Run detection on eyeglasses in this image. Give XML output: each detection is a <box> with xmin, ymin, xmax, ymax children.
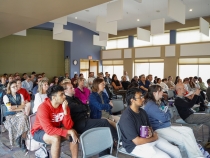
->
<box><xmin>135</xmin><ymin>95</ymin><xmax>144</xmax><ymax>100</ymax></box>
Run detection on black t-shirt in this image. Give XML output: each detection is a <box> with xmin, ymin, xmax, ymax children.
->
<box><xmin>119</xmin><ymin>106</ymin><xmax>151</xmax><ymax>153</ymax></box>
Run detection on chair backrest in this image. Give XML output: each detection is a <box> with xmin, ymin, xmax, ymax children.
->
<box><xmin>29</xmin><ymin>113</ymin><xmax>36</xmax><ymax>134</ymax></box>
<box><xmin>167</xmin><ymin>90</ymin><xmax>174</xmax><ymax>99</ymax></box>
<box><xmin>111</xmin><ymin>99</ymin><xmax>124</xmax><ymax>113</ymax></box>
<box><xmin>80</xmin><ymin>127</ymin><xmax>113</xmax><ymax>158</ymax></box>
<box><xmin>116</xmin><ymin>121</ymin><xmax>122</xmax><ymax>149</ymax></box>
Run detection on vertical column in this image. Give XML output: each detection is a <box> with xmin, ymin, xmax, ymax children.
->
<box><xmin>128</xmin><ymin>35</ymin><xmax>134</xmax><ymax>48</ymax></box>
<box><xmin>170</xmin><ymin>30</ymin><xmax>176</xmax><ymax>44</ymax></box>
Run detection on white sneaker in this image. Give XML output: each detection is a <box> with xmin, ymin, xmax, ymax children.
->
<box><xmin>0</xmin><ymin>125</ymin><xmax>6</xmax><ymax>132</ymax></box>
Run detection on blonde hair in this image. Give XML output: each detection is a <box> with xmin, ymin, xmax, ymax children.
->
<box><xmin>38</xmin><ymin>79</ymin><xmax>49</xmax><ymax>94</ymax></box>
<box><xmin>60</xmin><ymin>78</ymin><xmax>71</xmax><ymax>85</ymax></box>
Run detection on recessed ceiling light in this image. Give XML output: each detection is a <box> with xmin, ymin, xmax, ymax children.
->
<box><xmin>75</xmin><ymin>17</ymin><xmax>77</xmax><ymax>19</ymax></box>
<box><xmin>137</xmin><ymin>19</ymin><xmax>140</xmax><ymax>21</ymax></box>
<box><xmin>189</xmin><ymin>9</ymin><xmax>192</xmax><ymax>11</ymax></box>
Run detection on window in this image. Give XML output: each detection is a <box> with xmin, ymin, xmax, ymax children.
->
<box><xmin>178</xmin><ymin>58</ymin><xmax>210</xmax><ymax>86</ymax></box>
<box><xmin>102</xmin><ymin>60</ymin><xmax>123</xmax><ymax>79</ymax></box>
<box><xmin>176</xmin><ymin>29</ymin><xmax>210</xmax><ymax>44</ymax></box>
<box><xmin>134</xmin><ymin>61</ymin><xmax>164</xmax><ymax>78</ymax></box>
<box><xmin>106</xmin><ymin>38</ymin><xmax>128</xmax><ymax>50</ymax></box>
<box><xmin>134</xmin><ymin>33</ymin><xmax>169</xmax><ymax>47</ymax></box>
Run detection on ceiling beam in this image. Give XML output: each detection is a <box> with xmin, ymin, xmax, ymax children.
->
<box><xmin>0</xmin><ymin>0</ymin><xmax>110</xmax><ymax>38</ymax></box>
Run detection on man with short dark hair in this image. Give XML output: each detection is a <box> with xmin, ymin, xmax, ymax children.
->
<box><xmin>104</xmin><ymin>72</ymin><xmax>111</xmax><ymax>84</ymax></box>
<box><xmin>31</xmin><ymin>85</ymin><xmax>79</xmax><ymax>158</ymax></box>
<box><xmin>119</xmin><ymin>88</ymin><xmax>179</xmax><ymax>157</ymax></box>
<box><xmin>22</xmin><ymin>75</ymin><xmax>33</xmax><ymax>93</ymax></box>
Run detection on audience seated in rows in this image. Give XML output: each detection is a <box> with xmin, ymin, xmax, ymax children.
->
<box><xmin>3</xmin><ymin>81</ymin><xmax>29</xmax><ymax>152</ymax></box>
<box><xmin>31</xmin><ymin>85</ymin><xmax>79</xmax><ymax>158</ymax></box>
<box><xmin>112</xmin><ymin>74</ymin><xmax>126</xmax><ymax>103</ymax></box>
<box><xmin>175</xmin><ymin>83</ymin><xmax>210</xmax><ymax>143</ymax></box>
<box><xmin>33</xmin><ymin>79</ymin><xmax>49</xmax><ymax>113</ymax></box>
<box><xmin>119</xmin><ymin>88</ymin><xmax>181</xmax><ymax>158</ymax></box>
<box><xmin>74</xmin><ymin>78</ymin><xmax>90</xmax><ymax>105</ymax></box>
<box><xmin>144</xmin><ymin>85</ymin><xmax>203</xmax><ymax>158</ymax></box>
<box><xmin>16</xmin><ymin>79</ymin><xmax>31</xmax><ymax>116</ymax></box>
<box><xmin>89</xmin><ymin>78</ymin><xmax>113</xmax><ymax>119</ymax></box>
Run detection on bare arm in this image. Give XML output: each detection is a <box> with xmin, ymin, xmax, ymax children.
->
<box><xmin>132</xmin><ymin>131</ymin><xmax>158</xmax><ymax>145</ymax></box>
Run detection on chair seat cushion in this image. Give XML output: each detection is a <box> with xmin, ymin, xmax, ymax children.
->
<box><xmin>118</xmin><ymin>147</ymin><xmax>137</xmax><ymax>156</ymax></box>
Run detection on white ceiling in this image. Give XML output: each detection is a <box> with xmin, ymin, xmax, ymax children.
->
<box><xmin>67</xmin><ymin>0</ymin><xmax>210</xmax><ymax>33</ymax></box>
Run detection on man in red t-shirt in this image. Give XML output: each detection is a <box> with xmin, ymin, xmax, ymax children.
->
<box><xmin>31</xmin><ymin>85</ymin><xmax>79</xmax><ymax>158</ymax></box>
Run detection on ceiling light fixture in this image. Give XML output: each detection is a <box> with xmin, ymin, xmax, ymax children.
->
<box><xmin>137</xmin><ymin>19</ymin><xmax>140</xmax><ymax>21</ymax></box>
<box><xmin>75</xmin><ymin>17</ymin><xmax>77</xmax><ymax>19</ymax></box>
<box><xmin>189</xmin><ymin>9</ymin><xmax>192</xmax><ymax>11</ymax></box>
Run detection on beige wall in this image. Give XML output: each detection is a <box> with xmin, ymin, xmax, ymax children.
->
<box><xmin>102</xmin><ymin>42</ymin><xmax>210</xmax><ymax>80</ymax></box>
<box><xmin>0</xmin><ymin>29</ymin><xmax>64</xmax><ymax>79</ymax></box>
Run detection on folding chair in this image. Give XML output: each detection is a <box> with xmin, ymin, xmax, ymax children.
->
<box><xmin>111</xmin><ymin>100</ymin><xmax>124</xmax><ymax>122</ymax></box>
<box><xmin>80</xmin><ymin>127</ymin><xmax>116</xmax><ymax>158</ymax></box>
<box><xmin>116</xmin><ymin>122</ymin><xmax>140</xmax><ymax>158</ymax></box>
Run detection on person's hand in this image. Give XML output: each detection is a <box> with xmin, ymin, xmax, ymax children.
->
<box><xmin>109</xmin><ymin>101</ymin><xmax>113</xmax><ymax>107</ymax></box>
<box><xmin>68</xmin><ymin>129</ymin><xmax>80</xmax><ymax>144</ymax></box>
<box><xmin>62</xmin><ymin>100</ymin><xmax>68</xmax><ymax>115</ymax></box>
<box><xmin>152</xmin><ymin>132</ymin><xmax>158</xmax><ymax>140</ymax></box>
<box><xmin>195</xmin><ymin>88</ymin><xmax>200</xmax><ymax>95</ymax></box>
<box><xmin>146</xmin><ymin>128</ymin><xmax>153</xmax><ymax>138</ymax></box>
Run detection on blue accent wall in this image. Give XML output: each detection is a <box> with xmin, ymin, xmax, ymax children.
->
<box><xmin>128</xmin><ymin>35</ymin><xmax>134</xmax><ymax>48</ymax></box>
<box><xmin>170</xmin><ymin>30</ymin><xmax>176</xmax><ymax>44</ymax></box>
<box><xmin>33</xmin><ymin>22</ymin><xmax>102</xmax><ymax>78</ymax></box>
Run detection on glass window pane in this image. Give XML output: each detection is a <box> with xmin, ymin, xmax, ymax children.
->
<box><xmin>179</xmin><ymin>65</ymin><xmax>198</xmax><ymax>79</ymax></box>
<box><xmin>103</xmin><ymin>66</ymin><xmax>113</xmax><ymax>78</ymax></box>
<box><xmin>199</xmin><ymin>65</ymin><xmax>210</xmax><ymax>87</ymax></box>
<box><xmin>152</xmin><ymin>33</ymin><xmax>169</xmax><ymax>45</ymax></box>
<box><xmin>117</xmin><ymin>38</ymin><xmax>128</xmax><ymax>48</ymax></box>
<box><xmin>134</xmin><ymin>63</ymin><xmax>149</xmax><ymax>76</ymax></box>
<box><xmin>134</xmin><ymin>37</ymin><xmax>152</xmax><ymax>47</ymax></box>
<box><xmin>177</xmin><ymin>30</ymin><xmax>200</xmax><ymax>44</ymax></box>
<box><xmin>113</xmin><ymin>65</ymin><xmax>123</xmax><ymax>80</ymax></box>
<box><xmin>149</xmin><ymin>63</ymin><xmax>164</xmax><ymax>78</ymax></box>
<box><xmin>106</xmin><ymin>40</ymin><xmax>117</xmax><ymax>50</ymax></box>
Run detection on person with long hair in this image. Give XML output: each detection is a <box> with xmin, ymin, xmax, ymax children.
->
<box><xmin>174</xmin><ymin>76</ymin><xmax>180</xmax><ymax>85</ymax></box>
<box><xmin>144</xmin><ymin>85</ymin><xmax>203</xmax><ymax>158</ymax></box>
<box><xmin>74</xmin><ymin>78</ymin><xmax>90</xmax><ymax>104</ymax></box>
<box><xmin>33</xmin><ymin>79</ymin><xmax>49</xmax><ymax>113</ymax></box>
<box><xmin>111</xmin><ymin>74</ymin><xmax>126</xmax><ymax>103</ymax></box>
<box><xmin>3</xmin><ymin>81</ymin><xmax>29</xmax><ymax>152</ymax></box>
<box><xmin>89</xmin><ymin>78</ymin><xmax>113</xmax><ymax>119</ymax></box>
<box><xmin>50</xmin><ymin>76</ymin><xmax>59</xmax><ymax>86</ymax></box>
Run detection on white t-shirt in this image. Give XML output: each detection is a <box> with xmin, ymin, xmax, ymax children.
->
<box><xmin>33</xmin><ymin>93</ymin><xmax>48</xmax><ymax>113</ymax></box>
<box><xmin>3</xmin><ymin>94</ymin><xmax>24</xmax><ymax>105</ymax></box>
